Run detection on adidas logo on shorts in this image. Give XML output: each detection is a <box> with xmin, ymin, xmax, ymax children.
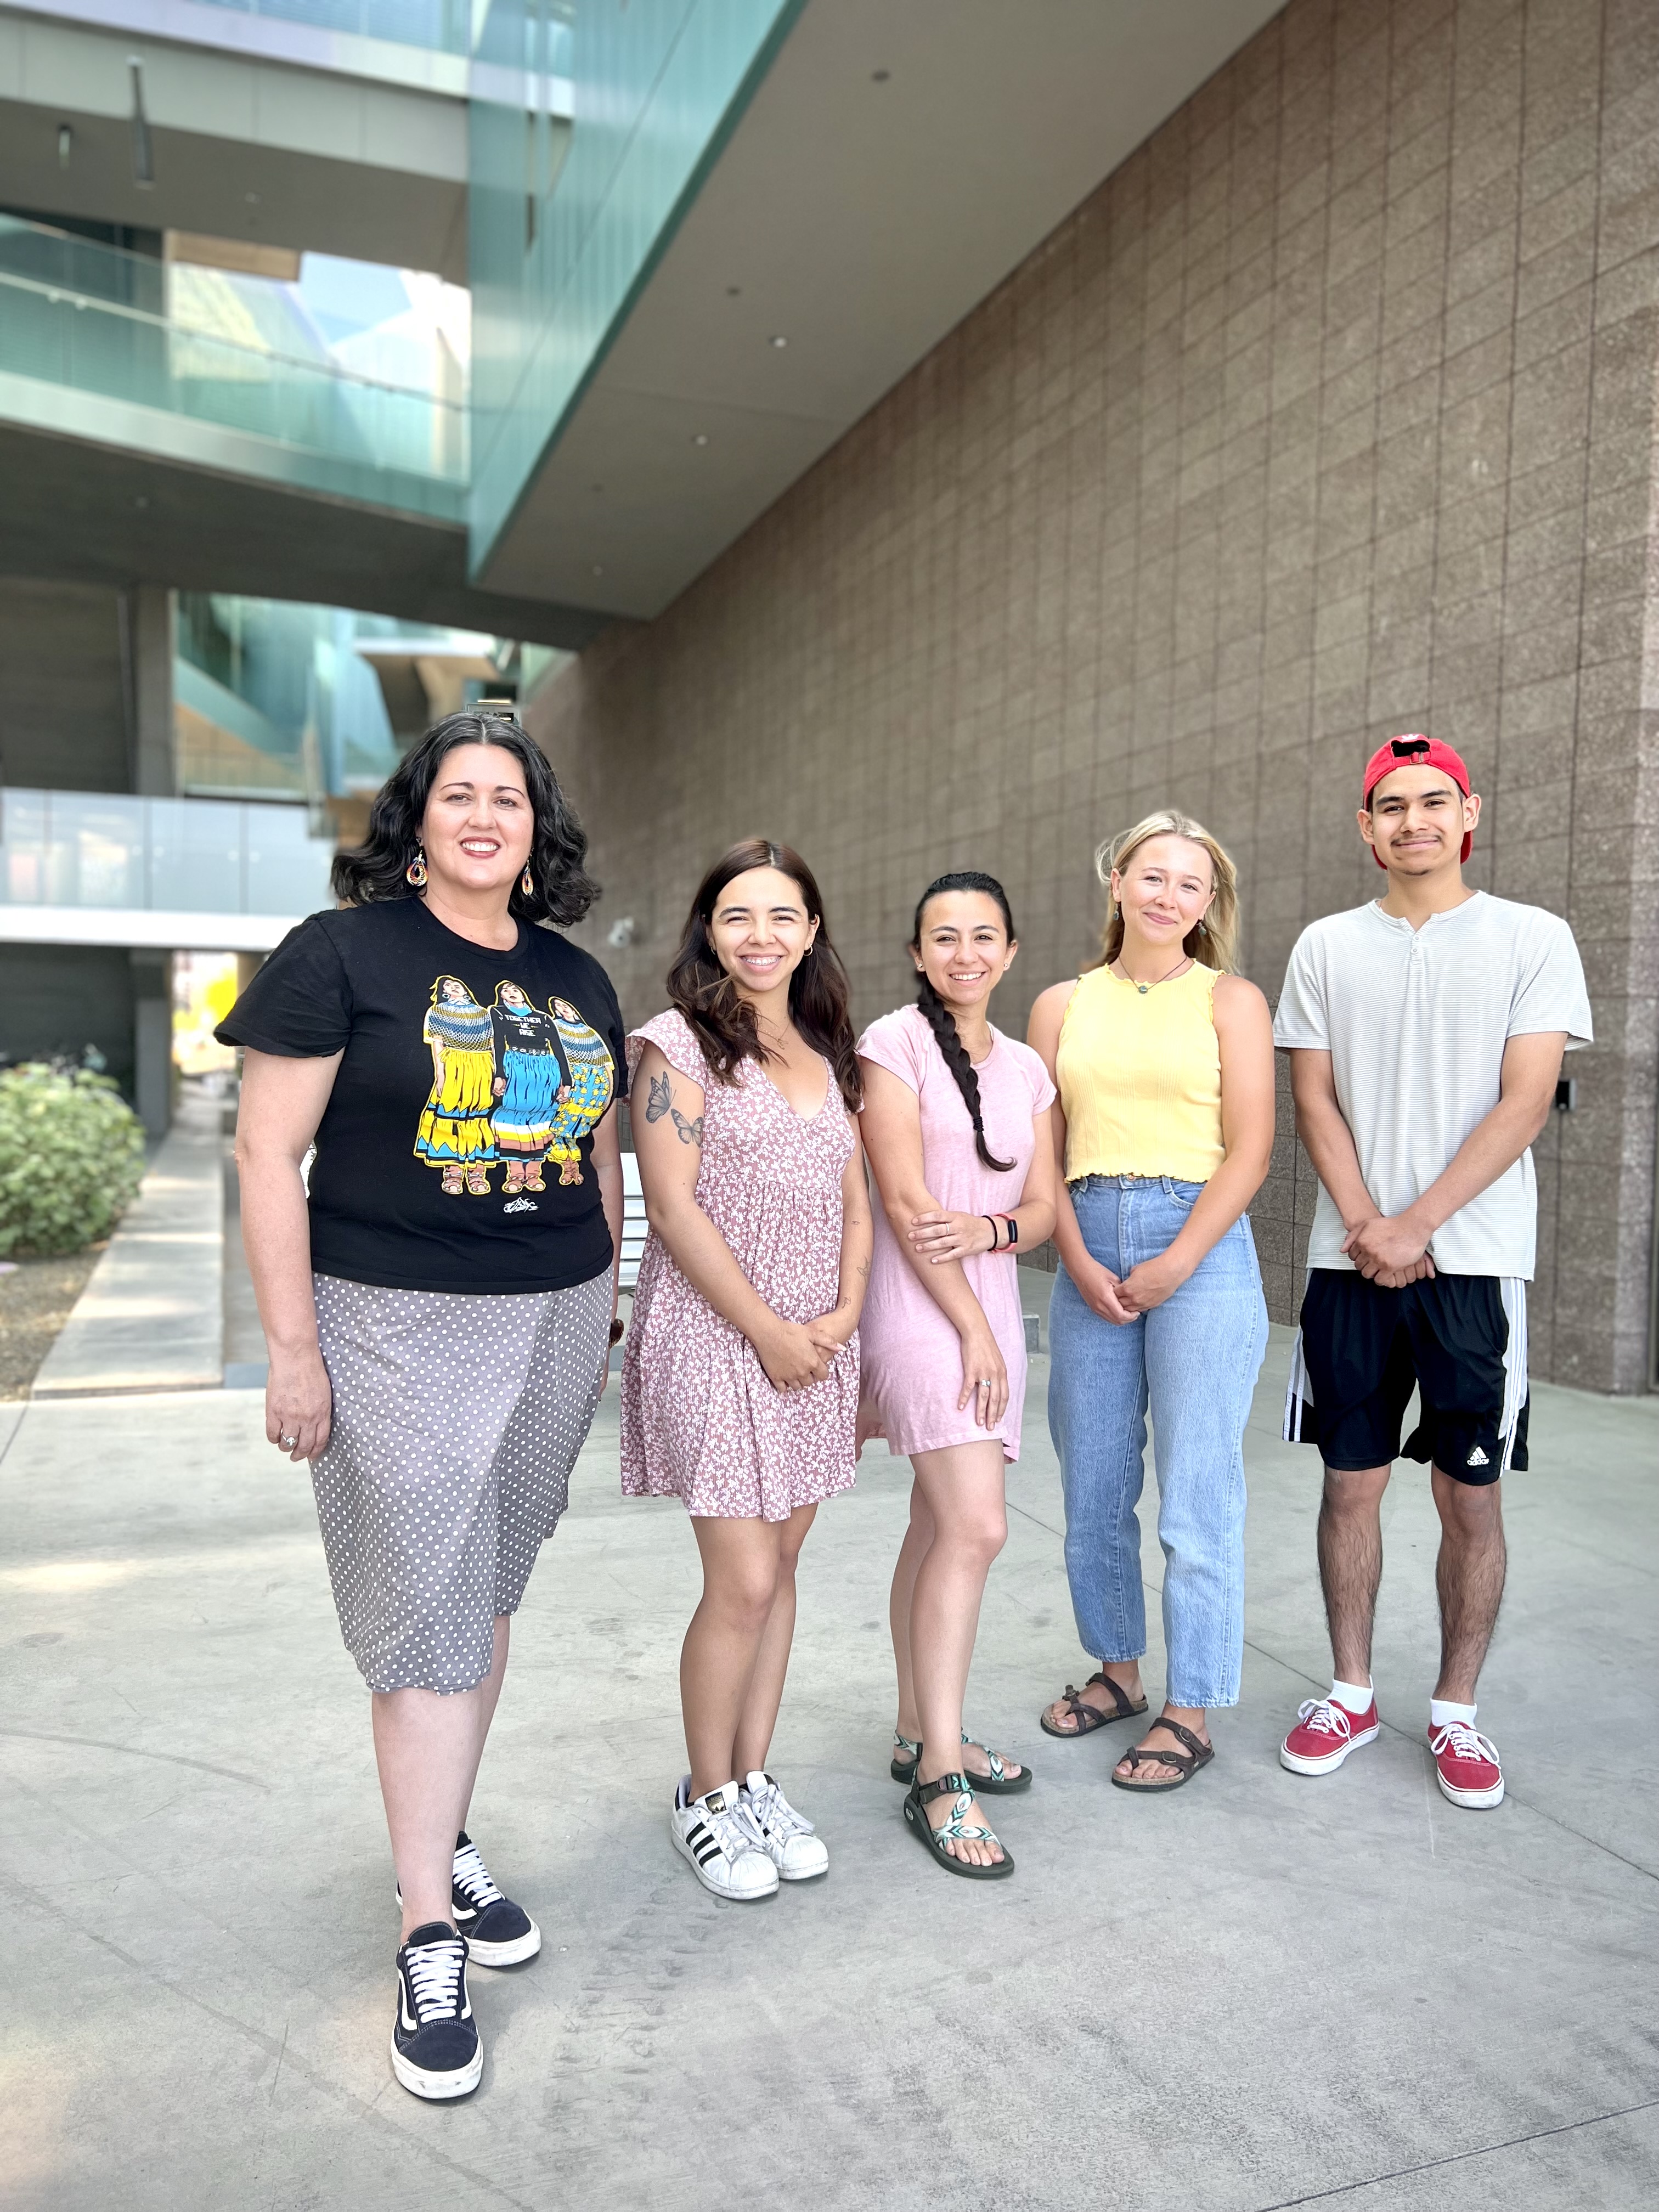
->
<box><xmin>1466</xmin><ymin>1446</ymin><xmax>1489</xmax><ymax>1466</ymax></box>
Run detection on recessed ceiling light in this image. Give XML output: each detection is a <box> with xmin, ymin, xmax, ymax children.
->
<box><xmin>769</xmin><ymin>334</ymin><xmax>787</xmax><ymax>348</ymax></box>
<box><xmin>591</xmin><ymin>564</ymin><xmax>604</xmax><ymax>577</ymax></box>
<box><xmin>726</xmin><ymin>285</ymin><xmax>741</xmax><ymax>297</ymax></box>
<box><xmin>692</xmin><ymin>432</ymin><xmax>709</xmax><ymax>446</ymax></box>
<box><xmin>872</xmin><ymin>69</ymin><xmax>890</xmax><ymax>81</ymax></box>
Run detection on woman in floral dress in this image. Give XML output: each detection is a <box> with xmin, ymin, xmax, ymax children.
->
<box><xmin>622</xmin><ymin>839</ymin><xmax>871</xmax><ymax>1903</ymax></box>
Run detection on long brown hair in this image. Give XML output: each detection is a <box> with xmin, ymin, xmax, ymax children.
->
<box><xmin>668</xmin><ymin>839</ymin><xmax>861</xmax><ymax>1110</ymax></box>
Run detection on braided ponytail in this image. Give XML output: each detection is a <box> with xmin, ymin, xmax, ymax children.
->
<box><xmin>911</xmin><ymin>871</ymin><xmax>1017</xmax><ymax>1173</ymax></box>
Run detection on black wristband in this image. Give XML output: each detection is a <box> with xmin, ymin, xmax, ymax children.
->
<box><xmin>983</xmin><ymin>1215</ymin><xmax>1001</xmax><ymax>1250</ymax></box>
<box><xmin>1004</xmin><ymin>1214</ymin><xmax>1019</xmax><ymax>1248</ymax></box>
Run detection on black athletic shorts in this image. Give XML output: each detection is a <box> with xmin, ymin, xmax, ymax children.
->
<box><xmin>1283</xmin><ymin>1268</ymin><xmax>1529</xmax><ymax>1485</ymax></box>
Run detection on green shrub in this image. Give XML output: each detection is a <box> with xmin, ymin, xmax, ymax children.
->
<box><xmin>0</xmin><ymin>1064</ymin><xmax>148</xmax><ymax>1257</ymax></box>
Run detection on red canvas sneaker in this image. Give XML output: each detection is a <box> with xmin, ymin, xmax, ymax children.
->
<box><xmin>1429</xmin><ymin>1721</ymin><xmax>1504</xmax><ymax>1808</ymax></box>
<box><xmin>1279</xmin><ymin>1695</ymin><xmax>1380</xmax><ymax>1776</ymax></box>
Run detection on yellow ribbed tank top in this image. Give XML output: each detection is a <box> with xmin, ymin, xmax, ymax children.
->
<box><xmin>1056</xmin><ymin>962</ymin><xmax>1225</xmax><ymax>1183</ymax></box>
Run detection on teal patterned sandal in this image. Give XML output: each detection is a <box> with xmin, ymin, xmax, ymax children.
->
<box><xmin>890</xmin><ymin>1730</ymin><xmax>923</xmax><ymax>1784</ymax></box>
<box><xmin>970</xmin><ymin>1740</ymin><xmax>1032</xmax><ymax>1795</ymax></box>
<box><xmin>890</xmin><ymin>1730</ymin><xmax>1032</xmax><ymax>1792</ymax></box>
<box><xmin>903</xmin><ymin>1773</ymin><xmax>1015</xmax><ymax>1881</ymax></box>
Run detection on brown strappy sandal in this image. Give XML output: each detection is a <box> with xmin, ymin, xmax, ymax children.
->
<box><xmin>1040</xmin><ymin>1669</ymin><xmax>1149</xmax><ymax>1739</ymax></box>
<box><xmin>1110</xmin><ymin>1716</ymin><xmax>1215</xmax><ymax>1793</ymax></box>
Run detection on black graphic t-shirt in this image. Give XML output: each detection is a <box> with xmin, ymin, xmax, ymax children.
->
<box><xmin>217</xmin><ymin>899</ymin><xmax>627</xmax><ymax>1294</ymax></box>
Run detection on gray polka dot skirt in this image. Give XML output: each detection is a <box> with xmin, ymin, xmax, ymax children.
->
<box><xmin>310</xmin><ymin>1269</ymin><xmax>612</xmax><ymax>1694</ymax></box>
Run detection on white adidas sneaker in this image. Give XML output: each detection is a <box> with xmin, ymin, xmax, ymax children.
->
<box><xmin>741</xmin><ymin>1770</ymin><xmax>829</xmax><ymax>1882</ymax></box>
<box><xmin>670</xmin><ymin>1778</ymin><xmax>778</xmax><ymax>1901</ymax></box>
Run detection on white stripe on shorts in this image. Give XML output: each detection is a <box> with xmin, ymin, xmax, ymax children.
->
<box><xmin>1282</xmin><ymin>1296</ymin><xmax>1312</xmax><ymax>1444</ymax></box>
<box><xmin>1498</xmin><ymin>1277</ymin><xmax>1528</xmax><ymax>1473</ymax></box>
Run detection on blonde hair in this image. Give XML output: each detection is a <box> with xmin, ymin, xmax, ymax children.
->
<box><xmin>1092</xmin><ymin>810</ymin><xmax>1240</xmax><ymax>973</ymax></box>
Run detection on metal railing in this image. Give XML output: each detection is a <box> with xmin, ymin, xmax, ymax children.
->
<box><xmin>0</xmin><ymin>218</ymin><xmax>467</xmax><ymax>505</ymax></box>
<box><xmin>191</xmin><ymin>0</ymin><xmax>476</xmax><ymax>52</ymax></box>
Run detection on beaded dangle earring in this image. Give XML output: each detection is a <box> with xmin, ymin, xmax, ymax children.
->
<box><xmin>520</xmin><ymin>865</ymin><xmax>534</xmax><ymax>896</ymax></box>
<box><xmin>405</xmin><ymin>848</ymin><xmax>428</xmax><ymax>888</ymax></box>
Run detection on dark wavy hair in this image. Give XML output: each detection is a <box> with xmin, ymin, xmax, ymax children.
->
<box><xmin>330</xmin><ymin>711</ymin><xmax>599</xmax><ymax>927</ymax></box>
<box><xmin>912</xmin><ymin>871</ymin><xmax>1017</xmax><ymax>1172</ymax></box>
<box><xmin>668</xmin><ymin>839</ymin><xmax>861</xmax><ymax>1111</ymax></box>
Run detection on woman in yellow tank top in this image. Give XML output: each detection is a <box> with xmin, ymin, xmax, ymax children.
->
<box><xmin>1027</xmin><ymin>811</ymin><xmax>1275</xmax><ymax>1794</ymax></box>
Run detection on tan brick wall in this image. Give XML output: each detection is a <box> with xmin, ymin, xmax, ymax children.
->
<box><xmin>530</xmin><ymin>0</ymin><xmax>1659</xmax><ymax>1392</ymax></box>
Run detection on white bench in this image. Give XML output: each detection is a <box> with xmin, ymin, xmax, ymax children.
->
<box><xmin>619</xmin><ymin>1149</ymin><xmax>647</xmax><ymax>1289</ymax></box>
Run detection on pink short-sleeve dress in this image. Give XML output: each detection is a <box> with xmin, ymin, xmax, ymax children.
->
<box><xmin>619</xmin><ymin>1009</ymin><xmax>860</xmax><ymax>1521</ymax></box>
<box><xmin>856</xmin><ymin>1005</ymin><xmax>1055</xmax><ymax>1462</ymax></box>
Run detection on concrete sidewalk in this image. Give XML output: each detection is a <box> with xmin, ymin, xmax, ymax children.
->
<box><xmin>1</xmin><ymin>1340</ymin><xmax>1655</xmax><ymax>2211</ymax></box>
<box><xmin>29</xmin><ymin>1090</ymin><xmax>223</xmax><ymax>1400</ymax></box>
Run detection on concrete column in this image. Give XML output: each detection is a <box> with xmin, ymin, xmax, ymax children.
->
<box><xmin>130</xmin><ymin>584</ymin><xmax>177</xmax><ymax>797</ymax></box>
<box><xmin>131</xmin><ymin>949</ymin><xmax>173</xmax><ymax>1137</ymax></box>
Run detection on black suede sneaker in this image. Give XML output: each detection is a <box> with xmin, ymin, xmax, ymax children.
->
<box><xmin>390</xmin><ymin>1923</ymin><xmax>481</xmax><ymax>2101</ymax></box>
<box><xmin>396</xmin><ymin>1833</ymin><xmax>541</xmax><ymax>1968</ymax></box>
<box><xmin>451</xmin><ymin>1832</ymin><xmax>540</xmax><ymax>1966</ymax></box>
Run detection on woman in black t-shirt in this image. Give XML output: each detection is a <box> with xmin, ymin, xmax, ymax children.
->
<box><xmin>218</xmin><ymin>710</ymin><xmax>625</xmax><ymax>2106</ymax></box>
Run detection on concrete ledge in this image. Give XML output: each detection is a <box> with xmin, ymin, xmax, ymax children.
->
<box><xmin>31</xmin><ymin>1101</ymin><xmax>222</xmax><ymax>1400</ymax></box>
<box><xmin>0</xmin><ymin>906</ymin><xmax>309</xmax><ymax>951</ymax></box>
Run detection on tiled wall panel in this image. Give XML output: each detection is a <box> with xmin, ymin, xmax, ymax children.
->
<box><xmin>529</xmin><ymin>0</ymin><xmax>1659</xmax><ymax>1392</ymax></box>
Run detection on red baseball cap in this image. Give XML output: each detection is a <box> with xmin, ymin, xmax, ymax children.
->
<box><xmin>1361</xmin><ymin>733</ymin><xmax>1472</xmax><ymax>866</ymax></box>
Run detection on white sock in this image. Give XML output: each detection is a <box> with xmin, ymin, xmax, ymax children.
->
<box><xmin>1430</xmin><ymin>1697</ymin><xmax>1477</xmax><ymax>1730</ymax></box>
<box><xmin>1330</xmin><ymin>1677</ymin><xmax>1373</xmax><ymax>1715</ymax></box>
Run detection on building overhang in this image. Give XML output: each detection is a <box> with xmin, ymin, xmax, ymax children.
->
<box><xmin>473</xmin><ymin>0</ymin><xmax>1285</xmax><ymax>620</ymax></box>
<box><xmin>0</xmin><ymin>416</ymin><xmax>606</xmax><ymax>647</ymax></box>
<box><xmin>0</xmin><ymin>1</ymin><xmax>487</xmax><ymax>279</ymax></box>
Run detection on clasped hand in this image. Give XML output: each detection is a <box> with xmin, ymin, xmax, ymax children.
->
<box><xmin>908</xmin><ymin>1209</ymin><xmax>999</xmax><ymax>1263</ymax></box>
<box><xmin>1341</xmin><ymin>1211</ymin><xmax>1436</xmax><ymax>1286</ymax></box>
<box><xmin>1076</xmin><ymin>1252</ymin><xmax>1188</xmax><ymax>1324</ymax></box>
<box><xmin>758</xmin><ymin>1307</ymin><xmax>854</xmax><ymax>1392</ymax></box>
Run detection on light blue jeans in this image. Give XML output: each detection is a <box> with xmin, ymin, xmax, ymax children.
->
<box><xmin>1047</xmin><ymin>1176</ymin><xmax>1268</xmax><ymax>1709</ymax></box>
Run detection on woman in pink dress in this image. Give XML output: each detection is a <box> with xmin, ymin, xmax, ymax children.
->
<box><xmin>622</xmin><ymin>840</ymin><xmax>871</xmax><ymax>1904</ymax></box>
<box><xmin>858</xmin><ymin>872</ymin><xmax>1057</xmax><ymax>1879</ymax></box>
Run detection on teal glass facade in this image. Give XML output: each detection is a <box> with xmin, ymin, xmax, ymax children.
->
<box><xmin>0</xmin><ymin>788</ymin><xmax>336</xmax><ymax>921</ymax></box>
<box><xmin>0</xmin><ymin>218</ymin><xmax>467</xmax><ymax>518</ymax></box>
<box><xmin>175</xmin><ymin>597</ymin><xmax>502</xmax><ymax>801</ymax></box>
<box><xmin>4</xmin><ymin>10</ymin><xmax>806</xmax><ymax>584</ymax></box>
<box><xmin>467</xmin><ymin>0</ymin><xmax>803</xmax><ymax>570</ymax></box>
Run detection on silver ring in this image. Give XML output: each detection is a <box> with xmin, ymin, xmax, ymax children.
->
<box><xmin>279</xmin><ymin>1434</ymin><xmax>298</xmax><ymax>1449</ymax></box>
<box><xmin>978</xmin><ymin>1378</ymin><xmax>992</xmax><ymax>1390</ymax></box>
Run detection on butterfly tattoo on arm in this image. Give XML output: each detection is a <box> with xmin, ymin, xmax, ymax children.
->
<box><xmin>645</xmin><ymin>1069</ymin><xmax>703</xmax><ymax>1147</ymax></box>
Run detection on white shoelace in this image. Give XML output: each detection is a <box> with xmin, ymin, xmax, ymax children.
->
<box><xmin>1295</xmin><ymin>1698</ymin><xmax>1353</xmax><ymax>1740</ymax></box>
<box><xmin>452</xmin><ymin>1840</ymin><xmax>504</xmax><ymax>1911</ymax></box>
<box><xmin>744</xmin><ymin>1776</ymin><xmax>813</xmax><ymax>1841</ymax></box>
<box><xmin>697</xmin><ymin>1793</ymin><xmax>765</xmax><ymax>1865</ymax></box>
<box><xmin>404</xmin><ymin>1936</ymin><xmax>466</xmax><ymax>2023</ymax></box>
<box><xmin>1431</xmin><ymin>1722</ymin><xmax>1500</xmax><ymax>1770</ymax></box>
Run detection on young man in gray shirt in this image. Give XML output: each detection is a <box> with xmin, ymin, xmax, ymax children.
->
<box><xmin>1273</xmin><ymin>734</ymin><xmax>1591</xmax><ymax>1809</ymax></box>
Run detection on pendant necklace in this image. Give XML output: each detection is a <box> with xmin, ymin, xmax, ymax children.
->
<box><xmin>1114</xmin><ymin>956</ymin><xmax>1192</xmax><ymax>996</ymax></box>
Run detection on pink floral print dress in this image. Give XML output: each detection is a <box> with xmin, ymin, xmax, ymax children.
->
<box><xmin>619</xmin><ymin>1009</ymin><xmax>860</xmax><ymax>1521</ymax></box>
